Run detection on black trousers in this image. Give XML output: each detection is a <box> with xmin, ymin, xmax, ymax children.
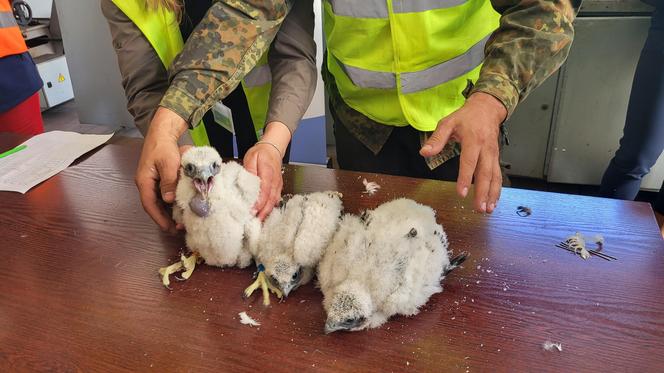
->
<box><xmin>332</xmin><ymin>107</ymin><xmax>460</xmax><ymax>181</ymax></box>
<box><xmin>599</xmin><ymin>6</ymin><xmax>664</xmax><ymax>214</ymax></box>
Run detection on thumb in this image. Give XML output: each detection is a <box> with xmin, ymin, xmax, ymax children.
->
<box><xmin>420</xmin><ymin>117</ymin><xmax>456</xmax><ymax>157</ymax></box>
<box><xmin>157</xmin><ymin>155</ymin><xmax>180</xmax><ymax>203</ymax></box>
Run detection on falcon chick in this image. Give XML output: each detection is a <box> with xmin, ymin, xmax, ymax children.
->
<box><xmin>159</xmin><ymin>146</ymin><xmax>262</xmax><ymax>287</ymax></box>
<box><xmin>245</xmin><ymin>191</ymin><xmax>343</xmax><ymax>305</ymax></box>
<box><xmin>319</xmin><ymin>198</ymin><xmax>461</xmax><ymax>333</ymax></box>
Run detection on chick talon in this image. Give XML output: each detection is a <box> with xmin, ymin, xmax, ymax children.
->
<box><xmin>267</xmin><ymin>280</ymin><xmax>283</xmax><ymax>298</ymax></box>
<box><xmin>262</xmin><ymin>274</ymin><xmax>284</xmax><ymax>306</ymax></box>
<box><xmin>158</xmin><ymin>261</ymin><xmax>184</xmax><ymax>289</ymax></box>
<box><xmin>180</xmin><ymin>252</ymin><xmax>199</xmax><ymax>280</ymax></box>
<box><xmin>244</xmin><ymin>276</ymin><xmax>262</xmax><ymax>299</ymax></box>
<box><xmin>158</xmin><ymin>252</ymin><xmax>200</xmax><ymax>288</ymax></box>
<box><xmin>261</xmin><ymin>277</ymin><xmax>271</xmax><ymax>306</ymax></box>
<box><xmin>244</xmin><ymin>270</ymin><xmax>283</xmax><ymax>306</ymax></box>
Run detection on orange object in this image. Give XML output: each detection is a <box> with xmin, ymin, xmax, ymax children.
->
<box><xmin>0</xmin><ymin>0</ymin><xmax>28</xmax><ymax>58</ymax></box>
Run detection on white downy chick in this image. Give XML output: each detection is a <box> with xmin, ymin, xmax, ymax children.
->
<box><xmin>318</xmin><ymin>213</ymin><xmax>371</xmax><ymax>330</ymax></box>
<box><xmin>248</xmin><ymin>191</ymin><xmax>343</xmax><ymax>301</ymax></box>
<box><xmin>319</xmin><ymin>198</ymin><xmax>461</xmax><ymax>333</ymax></box>
<box><xmin>160</xmin><ymin>146</ymin><xmax>261</xmax><ymax>287</ymax></box>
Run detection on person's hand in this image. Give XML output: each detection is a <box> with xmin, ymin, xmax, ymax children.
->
<box><xmin>135</xmin><ymin>107</ymin><xmax>189</xmax><ymax>232</ymax></box>
<box><xmin>420</xmin><ymin>92</ymin><xmax>507</xmax><ymax>214</ymax></box>
<box><xmin>244</xmin><ymin>121</ymin><xmax>291</xmax><ymax>221</ymax></box>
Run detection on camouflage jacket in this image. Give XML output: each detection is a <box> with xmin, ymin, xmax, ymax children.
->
<box><xmin>162</xmin><ymin>0</ymin><xmax>580</xmax><ymax>166</ymax></box>
<box><xmin>161</xmin><ymin>0</ymin><xmax>297</xmax><ymax>129</ymax></box>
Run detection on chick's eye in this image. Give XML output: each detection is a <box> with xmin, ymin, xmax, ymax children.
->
<box><xmin>184</xmin><ymin>164</ymin><xmax>194</xmax><ymax>173</ymax></box>
<box><xmin>292</xmin><ymin>270</ymin><xmax>300</xmax><ymax>281</ymax></box>
<box><xmin>212</xmin><ymin>162</ymin><xmax>220</xmax><ymax>171</ymax></box>
<box><xmin>345</xmin><ymin>318</ymin><xmax>355</xmax><ymax>324</ymax></box>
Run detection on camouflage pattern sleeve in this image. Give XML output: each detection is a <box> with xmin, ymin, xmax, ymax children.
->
<box><xmin>160</xmin><ymin>0</ymin><xmax>291</xmax><ymax>127</ymax></box>
<box><xmin>471</xmin><ymin>0</ymin><xmax>581</xmax><ymax>117</ymax></box>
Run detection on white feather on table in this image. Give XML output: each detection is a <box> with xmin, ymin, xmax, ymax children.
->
<box><xmin>543</xmin><ymin>341</ymin><xmax>563</xmax><ymax>352</ymax></box>
<box><xmin>362</xmin><ymin>178</ymin><xmax>380</xmax><ymax>195</ymax></box>
<box><xmin>238</xmin><ymin>311</ymin><xmax>261</xmax><ymax>327</ymax></box>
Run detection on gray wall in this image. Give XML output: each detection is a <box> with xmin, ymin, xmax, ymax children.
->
<box><xmin>54</xmin><ymin>0</ymin><xmax>133</xmax><ymax>127</ymax></box>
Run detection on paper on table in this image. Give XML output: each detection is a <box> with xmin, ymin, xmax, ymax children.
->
<box><xmin>0</xmin><ymin>131</ymin><xmax>114</xmax><ymax>193</ymax></box>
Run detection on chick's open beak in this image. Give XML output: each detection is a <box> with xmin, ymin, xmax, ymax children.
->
<box><xmin>193</xmin><ymin>170</ymin><xmax>214</xmax><ymax>198</ymax></box>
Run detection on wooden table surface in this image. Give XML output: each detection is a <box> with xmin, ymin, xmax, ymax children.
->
<box><xmin>1</xmin><ymin>133</ymin><xmax>663</xmax><ymax>372</ymax></box>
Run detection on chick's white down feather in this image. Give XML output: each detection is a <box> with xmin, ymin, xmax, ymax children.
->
<box><xmin>318</xmin><ymin>198</ymin><xmax>451</xmax><ymax>332</ymax></box>
<box><xmin>252</xmin><ymin>191</ymin><xmax>343</xmax><ymax>296</ymax></box>
<box><xmin>175</xmin><ymin>146</ymin><xmax>261</xmax><ymax>268</ymax></box>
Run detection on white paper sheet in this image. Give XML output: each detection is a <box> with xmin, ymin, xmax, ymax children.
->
<box><xmin>0</xmin><ymin>131</ymin><xmax>114</xmax><ymax>193</ymax></box>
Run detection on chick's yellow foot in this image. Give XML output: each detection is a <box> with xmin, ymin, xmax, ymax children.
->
<box><xmin>244</xmin><ymin>272</ymin><xmax>283</xmax><ymax>306</ymax></box>
<box><xmin>158</xmin><ymin>252</ymin><xmax>200</xmax><ymax>289</ymax></box>
<box><xmin>244</xmin><ymin>264</ymin><xmax>283</xmax><ymax>306</ymax></box>
<box><xmin>180</xmin><ymin>252</ymin><xmax>200</xmax><ymax>280</ymax></box>
<box><xmin>158</xmin><ymin>261</ymin><xmax>183</xmax><ymax>289</ymax></box>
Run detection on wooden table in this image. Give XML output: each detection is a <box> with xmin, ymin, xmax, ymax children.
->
<box><xmin>1</xmin><ymin>133</ymin><xmax>663</xmax><ymax>372</ymax></box>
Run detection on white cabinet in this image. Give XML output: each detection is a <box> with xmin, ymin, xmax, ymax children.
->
<box><xmin>547</xmin><ymin>17</ymin><xmax>664</xmax><ymax>191</ymax></box>
<box><xmin>35</xmin><ymin>54</ymin><xmax>74</xmax><ymax>110</ymax></box>
<box><xmin>503</xmin><ymin>14</ymin><xmax>664</xmax><ymax>191</ymax></box>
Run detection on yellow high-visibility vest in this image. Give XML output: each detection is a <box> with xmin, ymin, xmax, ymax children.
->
<box><xmin>111</xmin><ymin>0</ymin><xmax>271</xmax><ymax>144</ymax></box>
<box><xmin>243</xmin><ymin>54</ymin><xmax>271</xmax><ymax>137</ymax></box>
<box><xmin>324</xmin><ymin>0</ymin><xmax>500</xmax><ymax>131</ymax></box>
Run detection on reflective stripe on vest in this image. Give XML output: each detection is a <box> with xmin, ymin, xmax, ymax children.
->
<box><xmin>0</xmin><ymin>0</ymin><xmax>29</xmax><ymax>58</ymax></box>
<box><xmin>393</xmin><ymin>0</ymin><xmax>469</xmax><ymax>13</ymax></box>
<box><xmin>324</xmin><ymin>0</ymin><xmax>500</xmax><ymax>131</ymax></box>
<box><xmin>329</xmin><ymin>0</ymin><xmax>468</xmax><ymax>18</ymax></box>
<box><xmin>329</xmin><ymin>0</ymin><xmax>388</xmax><ymax>18</ymax></box>
<box><xmin>0</xmin><ymin>10</ymin><xmax>16</xmax><ymax>27</ymax></box>
<box><xmin>402</xmin><ymin>35</ymin><xmax>489</xmax><ymax>94</ymax></box>
<box><xmin>341</xmin><ymin>35</ymin><xmax>489</xmax><ymax>94</ymax></box>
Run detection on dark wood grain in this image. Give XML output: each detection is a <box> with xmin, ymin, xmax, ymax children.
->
<box><xmin>1</xmin><ymin>132</ymin><xmax>663</xmax><ymax>372</ymax></box>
